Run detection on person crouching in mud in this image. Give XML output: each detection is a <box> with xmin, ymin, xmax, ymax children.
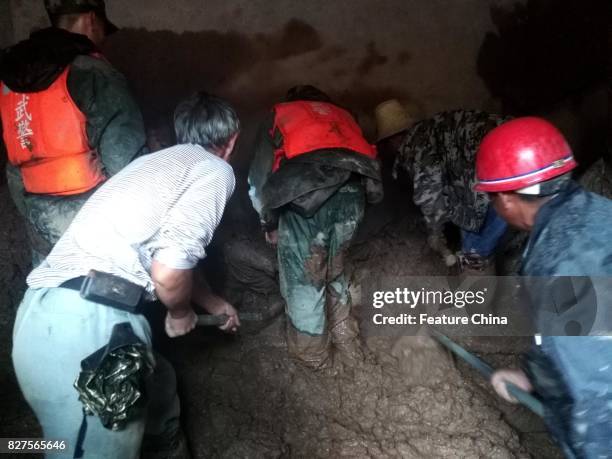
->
<box><xmin>248</xmin><ymin>85</ymin><xmax>383</xmax><ymax>370</ymax></box>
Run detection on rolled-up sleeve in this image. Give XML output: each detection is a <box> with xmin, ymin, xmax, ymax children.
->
<box><xmin>153</xmin><ymin>161</ymin><xmax>236</xmax><ymax>269</ymax></box>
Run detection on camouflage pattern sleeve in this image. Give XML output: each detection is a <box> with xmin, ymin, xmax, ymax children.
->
<box><xmin>394</xmin><ymin>118</ymin><xmax>449</xmax><ymax>234</ymax></box>
<box><xmin>68</xmin><ymin>55</ymin><xmax>147</xmax><ymax>176</ymax></box>
<box><xmin>396</xmin><ymin>110</ymin><xmax>511</xmax><ymax>234</ymax></box>
<box><xmin>442</xmin><ymin>111</ymin><xmax>511</xmax><ymax>232</ymax></box>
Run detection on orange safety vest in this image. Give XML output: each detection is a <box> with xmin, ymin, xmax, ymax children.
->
<box><xmin>271</xmin><ymin>101</ymin><xmax>377</xmax><ymax>172</ymax></box>
<box><xmin>0</xmin><ymin>66</ymin><xmax>105</xmax><ymax>196</ymax></box>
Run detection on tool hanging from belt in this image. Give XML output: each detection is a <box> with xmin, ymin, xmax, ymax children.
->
<box><xmin>60</xmin><ymin>270</ymin><xmax>145</xmax><ymax>312</ymax></box>
<box><xmin>60</xmin><ymin>271</ymin><xmax>153</xmax><ymax>458</ymax></box>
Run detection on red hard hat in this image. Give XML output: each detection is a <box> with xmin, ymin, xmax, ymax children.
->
<box><xmin>474</xmin><ymin>117</ymin><xmax>577</xmax><ymax>192</ymax></box>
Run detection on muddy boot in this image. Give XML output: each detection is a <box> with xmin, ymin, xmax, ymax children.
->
<box><xmin>334</xmin><ymin>338</ymin><xmax>366</xmax><ymax>366</ymax></box>
<box><xmin>327</xmin><ymin>278</ymin><xmax>368</xmax><ymax>366</ymax></box>
<box><xmin>329</xmin><ymin>308</ymin><xmax>366</xmax><ymax>366</ymax></box>
<box><xmin>286</xmin><ymin>323</ymin><xmax>331</xmax><ymax>370</ymax></box>
<box><xmin>458</xmin><ymin>252</ymin><xmax>496</xmax><ymax>276</ymax></box>
<box><xmin>141</xmin><ymin>427</ymin><xmax>191</xmax><ymax>459</ymax></box>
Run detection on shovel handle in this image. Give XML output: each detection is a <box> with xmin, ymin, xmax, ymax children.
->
<box><xmin>197</xmin><ymin>314</ymin><xmax>229</xmax><ymax>327</ymax></box>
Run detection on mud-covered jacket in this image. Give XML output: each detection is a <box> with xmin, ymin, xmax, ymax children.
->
<box><xmin>522</xmin><ymin>181</ymin><xmax>612</xmax><ymax>278</ymax></box>
<box><xmin>248</xmin><ymin>108</ymin><xmax>383</xmax><ymax>231</ymax></box>
<box><xmin>520</xmin><ymin>181</ymin><xmax>612</xmax><ymax>457</ymax></box>
<box><xmin>393</xmin><ymin>110</ymin><xmax>510</xmax><ymax>233</ymax></box>
<box><xmin>520</xmin><ymin>181</ymin><xmax>612</xmax><ymax>334</ymax></box>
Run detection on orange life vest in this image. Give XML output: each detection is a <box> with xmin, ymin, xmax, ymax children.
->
<box><xmin>0</xmin><ymin>66</ymin><xmax>105</xmax><ymax>196</ymax></box>
<box><xmin>271</xmin><ymin>101</ymin><xmax>377</xmax><ymax>172</ymax></box>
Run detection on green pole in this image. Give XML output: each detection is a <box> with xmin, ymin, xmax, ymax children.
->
<box><xmin>430</xmin><ymin>330</ymin><xmax>545</xmax><ymax>418</ymax></box>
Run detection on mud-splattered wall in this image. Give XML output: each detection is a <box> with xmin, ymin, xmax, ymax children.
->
<box><xmin>7</xmin><ymin>0</ymin><xmax>515</xmax><ymax>143</ymax></box>
<box><xmin>0</xmin><ymin>2</ymin><xmax>13</xmax><ymax>50</ymax></box>
<box><xmin>6</xmin><ymin>0</ymin><xmax>609</xmax><ymax>165</ymax></box>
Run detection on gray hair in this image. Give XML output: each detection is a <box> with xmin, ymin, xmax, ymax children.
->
<box><xmin>173</xmin><ymin>92</ymin><xmax>240</xmax><ymax>150</ymax></box>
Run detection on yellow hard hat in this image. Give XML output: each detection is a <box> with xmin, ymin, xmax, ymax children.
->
<box><xmin>374</xmin><ymin>99</ymin><xmax>415</xmax><ymax>142</ymax></box>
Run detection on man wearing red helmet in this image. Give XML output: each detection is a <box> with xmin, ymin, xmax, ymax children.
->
<box><xmin>476</xmin><ymin>117</ymin><xmax>612</xmax><ymax>457</ymax></box>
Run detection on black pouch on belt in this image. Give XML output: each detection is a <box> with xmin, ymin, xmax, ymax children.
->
<box><xmin>80</xmin><ymin>270</ymin><xmax>144</xmax><ymax>313</ymax></box>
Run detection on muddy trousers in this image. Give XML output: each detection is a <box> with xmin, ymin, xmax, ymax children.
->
<box><xmin>12</xmin><ymin>288</ymin><xmax>180</xmax><ymax>459</ymax></box>
<box><xmin>278</xmin><ymin>183</ymin><xmax>365</xmax><ymax>368</ymax></box>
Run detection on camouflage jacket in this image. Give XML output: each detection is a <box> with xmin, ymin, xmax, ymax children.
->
<box><xmin>393</xmin><ymin>110</ymin><xmax>510</xmax><ymax>233</ymax></box>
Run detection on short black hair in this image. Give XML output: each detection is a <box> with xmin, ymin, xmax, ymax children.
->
<box><xmin>173</xmin><ymin>92</ymin><xmax>240</xmax><ymax>150</ymax></box>
<box><xmin>285</xmin><ymin>85</ymin><xmax>332</xmax><ymax>103</ymax></box>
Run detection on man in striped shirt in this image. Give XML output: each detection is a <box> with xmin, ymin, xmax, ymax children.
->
<box><xmin>12</xmin><ymin>92</ymin><xmax>240</xmax><ymax>459</ymax></box>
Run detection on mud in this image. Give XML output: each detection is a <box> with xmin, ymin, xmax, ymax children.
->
<box><xmin>0</xmin><ymin>176</ymin><xmax>40</xmax><ymax>444</ymax></box>
<box><xmin>357</xmin><ymin>42</ymin><xmax>389</xmax><ymax>75</ymax></box>
<box><xmin>162</xmin><ymin>201</ymin><xmax>562</xmax><ymax>458</ymax></box>
<box><xmin>0</xmin><ymin>152</ymin><xmax>562</xmax><ymax>459</ymax></box>
<box><xmin>0</xmin><ymin>170</ymin><xmax>565</xmax><ymax>457</ymax></box>
<box><xmin>100</xmin><ymin>24</ymin><xmax>412</xmax><ymax>160</ymax></box>
<box><xmin>172</xmin><ymin>331</ymin><xmax>531</xmax><ymax>458</ymax></box>
<box><xmin>154</xmin><ymin>185</ymin><xmax>559</xmax><ymax>457</ymax></box>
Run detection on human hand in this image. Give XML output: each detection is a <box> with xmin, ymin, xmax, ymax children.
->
<box><xmin>443</xmin><ymin>253</ymin><xmax>458</xmax><ymax>267</ymax></box>
<box><xmin>490</xmin><ymin>369</ymin><xmax>534</xmax><ymax>403</ymax></box>
<box><xmin>165</xmin><ymin>309</ymin><xmax>198</xmax><ymax>338</ymax></box>
<box><xmin>265</xmin><ymin>230</ymin><xmax>278</xmax><ymax>246</ymax></box>
<box><xmin>427</xmin><ymin>233</ymin><xmax>457</xmax><ymax>266</ymax></box>
<box><xmin>206</xmin><ymin>296</ymin><xmax>241</xmax><ymax>333</ymax></box>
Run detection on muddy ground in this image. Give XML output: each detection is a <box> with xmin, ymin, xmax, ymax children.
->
<box><xmin>0</xmin><ymin>172</ymin><xmax>566</xmax><ymax>458</ymax></box>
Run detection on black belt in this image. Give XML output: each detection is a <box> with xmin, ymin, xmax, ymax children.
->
<box><xmin>59</xmin><ymin>271</ymin><xmax>145</xmax><ymax>314</ymax></box>
<box><xmin>60</xmin><ymin>276</ymin><xmax>87</xmax><ymax>291</ymax></box>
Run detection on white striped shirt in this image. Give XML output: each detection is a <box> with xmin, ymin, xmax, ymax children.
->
<box><xmin>27</xmin><ymin>144</ymin><xmax>235</xmax><ymax>299</ymax></box>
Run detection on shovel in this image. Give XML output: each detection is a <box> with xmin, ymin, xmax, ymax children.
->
<box><xmin>197</xmin><ymin>300</ymin><xmax>284</xmax><ymax>327</ymax></box>
<box><xmin>430</xmin><ymin>329</ymin><xmax>544</xmax><ymax>417</ymax></box>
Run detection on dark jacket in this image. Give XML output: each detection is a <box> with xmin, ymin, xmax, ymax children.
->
<box><xmin>521</xmin><ymin>181</ymin><xmax>612</xmax><ymax>277</ymax></box>
<box><xmin>521</xmin><ymin>181</ymin><xmax>612</xmax><ymax>458</ymax></box>
<box><xmin>248</xmin><ymin>111</ymin><xmax>383</xmax><ymax>231</ymax></box>
<box><xmin>1</xmin><ymin>27</ymin><xmax>147</xmax><ymax>251</ymax></box>
<box><xmin>1</xmin><ymin>27</ymin><xmax>147</xmax><ymax>177</ymax></box>
<box><xmin>393</xmin><ymin>110</ymin><xmax>510</xmax><ymax>233</ymax></box>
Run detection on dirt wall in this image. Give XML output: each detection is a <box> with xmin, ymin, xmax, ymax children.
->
<box><xmin>8</xmin><ymin>0</ymin><xmax>511</xmax><ymax>155</ymax></box>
